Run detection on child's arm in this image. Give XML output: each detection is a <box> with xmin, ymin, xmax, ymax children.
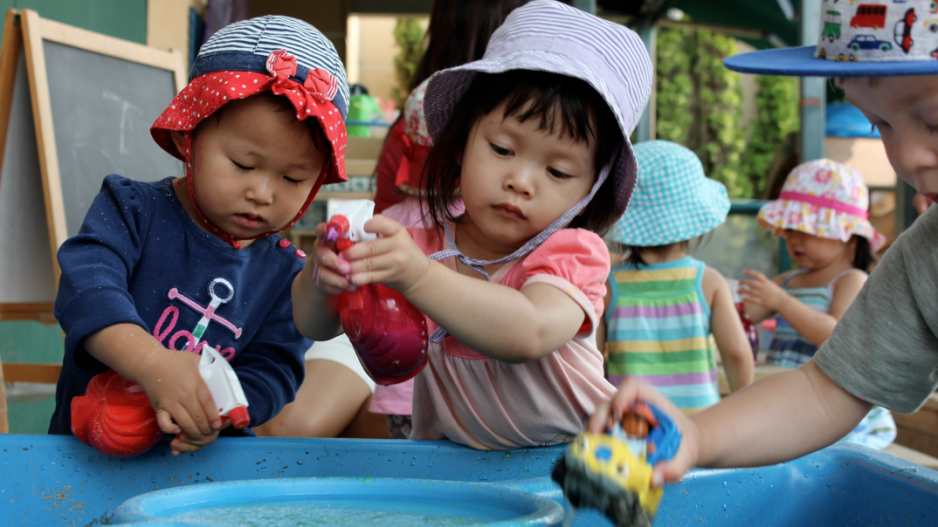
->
<box><xmin>691</xmin><ymin>361</ymin><xmax>871</xmax><ymax>468</ymax></box>
<box><xmin>343</xmin><ymin>216</ymin><xmax>600</xmax><ymax>363</ymax></box>
<box><xmin>590</xmin><ymin>361</ymin><xmax>872</xmax><ymax>484</ymax></box>
<box><xmin>742</xmin><ymin>270</ymin><xmax>865</xmax><ymax>346</ymax></box>
<box><xmin>594</xmin><ymin>209</ymin><xmax>938</xmax><ymax>482</ymax></box>
<box><xmin>83</xmin><ymin>324</ymin><xmax>222</xmax><ymax>454</ymax></box>
<box><xmin>703</xmin><ymin>267</ymin><xmax>753</xmax><ymax>392</ymax></box>
<box><xmin>742</xmin><ymin>271</ymin><xmax>789</xmax><ymax>324</ymax></box>
<box><xmin>292</xmin><ymin>222</ymin><xmax>352</xmax><ymax>341</ymax></box>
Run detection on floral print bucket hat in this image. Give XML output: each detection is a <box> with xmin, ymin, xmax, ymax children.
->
<box><xmin>758</xmin><ymin>159</ymin><xmax>886</xmax><ymax>252</ymax></box>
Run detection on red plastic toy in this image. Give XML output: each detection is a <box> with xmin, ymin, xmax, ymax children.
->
<box><xmin>72</xmin><ymin>345</ymin><xmax>251</xmax><ymax>458</ymax></box>
<box><xmin>326</xmin><ymin>201</ymin><xmax>429</xmax><ymax>385</ymax></box>
<box><xmin>71</xmin><ymin>369</ymin><xmax>163</xmax><ymax>458</ymax></box>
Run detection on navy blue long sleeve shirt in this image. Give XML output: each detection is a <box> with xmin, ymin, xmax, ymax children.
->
<box><xmin>49</xmin><ymin>176</ymin><xmax>312</xmax><ymax>436</ymax></box>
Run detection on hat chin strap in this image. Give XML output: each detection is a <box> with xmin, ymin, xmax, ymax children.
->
<box><xmin>425</xmin><ymin>148</ymin><xmax>619</xmax><ymax>344</ymax></box>
<box><xmin>183</xmin><ymin>131</ymin><xmax>326</xmax><ymax>249</ymax></box>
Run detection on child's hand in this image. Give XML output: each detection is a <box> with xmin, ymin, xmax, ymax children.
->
<box><xmin>341</xmin><ymin>215</ymin><xmax>430</xmax><ymax>294</ymax></box>
<box><xmin>302</xmin><ymin>221</ymin><xmax>354</xmax><ymax>295</ymax></box>
<box><xmin>170</xmin><ymin>423</ymin><xmax>228</xmax><ymax>455</ymax></box>
<box><xmin>136</xmin><ymin>349</ymin><xmax>222</xmax><ymax>443</ymax></box>
<box><xmin>588</xmin><ymin>378</ymin><xmax>698</xmax><ymax>486</ymax></box>
<box><xmin>739</xmin><ymin>270</ymin><xmax>788</xmax><ymax>311</ymax></box>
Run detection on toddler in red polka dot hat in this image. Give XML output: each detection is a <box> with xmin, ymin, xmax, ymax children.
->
<box><xmin>49</xmin><ymin>16</ymin><xmax>346</xmax><ymax>456</ymax></box>
<box><xmin>151</xmin><ymin>15</ymin><xmax>350</xmax><ymax>248</ymax></box>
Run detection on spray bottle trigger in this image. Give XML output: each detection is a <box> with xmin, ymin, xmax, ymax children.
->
<box><xmin>336</xmin><ymin>238</ymin><xmax>355</xmax><ymax>252</ymax></box>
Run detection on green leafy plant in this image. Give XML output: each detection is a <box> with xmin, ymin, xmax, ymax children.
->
<box><xmin>655</xmin><ymin>27</ymin><xmax>693</xmax><ymax>145</ymax></box>
<box><xmin>743</xmin><ymin>75</ymin><xmax>799</xmax><ymax>198</ymax></box>
<box><xmin>693</xmin><ymin>30</ymin><xmax>747</xmax><ymax>198</ymax></box>
<box><xmin>654</xmin><ymin>26</ymin><xmax>798</xmax><ymax>199</ymax></box>
<box><xmin>391</xmin><ymin>18</ymin><xmax>426</xmax><ymax>108</ymax></box>
<box><xmin>654</xmin><ymin>27</ymin><xmax>747</xmax><ymax>197</ymax></box>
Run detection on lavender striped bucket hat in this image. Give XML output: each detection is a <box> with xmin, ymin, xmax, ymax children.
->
<box><xmin>422</xmin><ymin>0</ymin><xmax>653</xmax><ymax>221</ymax></box>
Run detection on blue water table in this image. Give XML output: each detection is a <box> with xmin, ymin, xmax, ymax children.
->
<box><xmin>2</xmin><ymin>433</ymin><xmax>938</xmax><ymax>526</ymax></box>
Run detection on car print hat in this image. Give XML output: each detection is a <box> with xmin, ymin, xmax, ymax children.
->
<box><xmin>420</xmin><ymin>0</ymin><xmax>652</xmax><ymax>281</ymax></box>
<box><xmin>151</xmin><ymin>16</ymin><xmax>350</xmax><ymax>248</ymax></box>
<box><xmin>724</xmin><ymin>0</ymin><xmax>938</xmax><ymax>76</ymax></box>
<box><xmin>758</xmin><ymin>159</ymin><xmax>886</xmax><ymax>252</ymax></box>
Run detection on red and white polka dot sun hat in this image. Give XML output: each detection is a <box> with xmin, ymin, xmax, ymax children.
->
<box><xmin>150</xmin><ymin>16</ymin><xmax>349</xmax><ymax>248</ymax></box>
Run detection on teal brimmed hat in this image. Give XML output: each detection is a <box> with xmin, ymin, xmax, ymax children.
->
<box><xmin>608</xmin><ymin>141</ymin><xmax>729</xmax><ymax>247</ymax></box>
<box><xmin>724</xmin><ymin>0</ymin><xmax>938</xmax><ymax>76</ymax></box>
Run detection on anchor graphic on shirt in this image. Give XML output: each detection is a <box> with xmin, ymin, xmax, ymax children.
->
<box><xmin>167</xmin><ymin>278</ymin><xmax>243</xmax><ymax>345</ymax></box>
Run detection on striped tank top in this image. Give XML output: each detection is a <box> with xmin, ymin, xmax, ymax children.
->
<box><xmin>766</xmin><ymin>269</ymin><xmax>860</xmax><ymax>368</ymax></box>
<box><xmin>605</xmin><ymin>256</ymin><xmax>719</xmax><ymax>414</ymax></box>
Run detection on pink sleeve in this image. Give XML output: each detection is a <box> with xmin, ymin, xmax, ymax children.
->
<box><xmin>515</xmin><ymin>229</ymin><xmax>610</xmax><ymax>335</ymax></box>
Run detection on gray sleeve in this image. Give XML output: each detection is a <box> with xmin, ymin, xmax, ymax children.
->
<box><xmin>814</xmin><ymin>206</ymin><xmax>938</xmax><ymax>414</ymax></box>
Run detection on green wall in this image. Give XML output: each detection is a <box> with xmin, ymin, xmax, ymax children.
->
<box><xmin>1</xmin><ymin>0</ymin><xmax>148</xmax><ymax>434</ymax></box>
<box><xmin>0</xmin><ymin>0</ymin><xmax>146</xmax><ymax>43</ymax></box>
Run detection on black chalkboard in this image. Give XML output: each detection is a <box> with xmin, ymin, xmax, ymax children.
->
<box><xmin>0</xmin><ymin>9</ymin><xmax>185</xmax><ymax>315</ymax></box>
<box><xmin>43</xmin><ymin>39</ymin><xmax>182</xmax><ymax>238</ymax></box>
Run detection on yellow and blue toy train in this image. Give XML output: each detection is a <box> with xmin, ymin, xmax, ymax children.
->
<box><xmin>552</xmin><ymin>402</ymin><xmax>681</xmax><ymax>527</ymax></box>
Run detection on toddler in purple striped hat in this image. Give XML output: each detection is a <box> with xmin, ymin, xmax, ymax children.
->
<box><xmin>294</xmin><ymin>0</ymin><xmax>652</xmax><ymax>449</ymax></box>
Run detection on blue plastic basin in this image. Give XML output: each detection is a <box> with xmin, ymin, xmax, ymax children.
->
<box><xmin>111</xmin><ymin>477</ymin><xmax>564</xmax><ymax>526</ymax></box>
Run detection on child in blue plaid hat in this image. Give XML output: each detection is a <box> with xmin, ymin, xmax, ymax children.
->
<box><xmin>50</xmin><ymin>16</ymin><xmax>348</xmax><ymax>456</ymax></box>
<box><xmin>598</xmin><ymin>140</ymin><xmax>754</xmax><ymax>415</ymax></box>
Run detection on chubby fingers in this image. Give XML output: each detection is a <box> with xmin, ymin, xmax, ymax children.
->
<box><xmin>342</xmin><ymin>238</ymin><xmax>403</xmax><ymax>281</ymax></box>
<box><xmin>587</xmin><ymin>379</ymin><xmax>660</xmax><ymax>433</ymax></box>
<box><xmin>742</xmin><ymin>269</ymin><xmax>768</xmax><ymax>282</ymax></box>
<box><xmin>156</xmin><ymin>409</ymin><xmax>180</xmax><ymax>435</ymax></box>
<box><xmin>197</xmin><ymin>382</ymin><xmax>222</xmax><ymax>432</ymax></box>
<box><xmin>309</xmin><ymin>244</ymin><xmax>352</xmax><ymax>293</ymax></box>
<box><xmin>363</xmin><ymin>214</ymin><xmax>404</xmax><ymax>237</ymax></box>
<box><xmin>653</xmin><ymin>450</ymin><xmax>694</xmax><ymax>486</ymax></box>
<box><xmin>587</xmin><ymin>399</ymin><xmax>612</xmax><ymax>434</ymax></box>
<box><xmin>170</xmin><ymin>430</ymin><xmax>219</xmax><ymax>455</ymax></box>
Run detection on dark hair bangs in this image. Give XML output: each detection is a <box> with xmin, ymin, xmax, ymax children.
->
<box><xmin>421</xmin><ymin>70</ymin><xmax>622</xmax><ymax>236</ymax></box>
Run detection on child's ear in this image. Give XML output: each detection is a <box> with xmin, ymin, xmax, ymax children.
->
<box><xmin>169</xmin><ymin>130</ymin><xmax>186</xmax><ymax>157</ymax></box>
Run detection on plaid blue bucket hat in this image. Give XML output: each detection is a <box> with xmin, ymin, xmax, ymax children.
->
<box><xmin>150</xmin><ymin>15</ymin><xmax>350</xmax><ymax>248</ymax></box>
<box><xmin>609</xmin><ymin>141</ymin><xmax>730</xmax><ymax>247</ymax></box>
<box><xmin>423</xmin><ymin>0</ymin><xmax>653</xmax><ymax>222</ymax></box>
<box><xmin>724</xmin><ymin>0</ymin><xmax>938</xmax><ymax>76</ymax></box>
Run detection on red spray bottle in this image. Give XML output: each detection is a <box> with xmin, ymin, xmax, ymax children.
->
<box><xmin>325</xmin><ymin>200</ymin><xmax>429</xmax><ymax>385</ymax></box>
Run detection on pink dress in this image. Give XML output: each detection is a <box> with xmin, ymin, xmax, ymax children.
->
<box><xmin>408</xmin><ymin>226</ymin><xmax>616</xmax><ymax>450</ymax></box>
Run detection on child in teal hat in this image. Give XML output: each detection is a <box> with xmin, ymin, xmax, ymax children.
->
<box><xmin>598</xmin><ymin>140</ymin><xmax>754</xmax><ymax>414</ymax></box>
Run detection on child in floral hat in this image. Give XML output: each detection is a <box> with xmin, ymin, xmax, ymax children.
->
<box><xmin>598</xmin><ymin>141</ymin><xmax>754</xmax><ymax>415</ymax></box>
<box><xmin>50</xmin><ymin>16</ymin><xmax>348</xmax><ymax>455</ymax></box>
<box><xmin>742</xmin><ymin>159</ymin><xmax>896</xmax><ymax>449</ymax></box>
